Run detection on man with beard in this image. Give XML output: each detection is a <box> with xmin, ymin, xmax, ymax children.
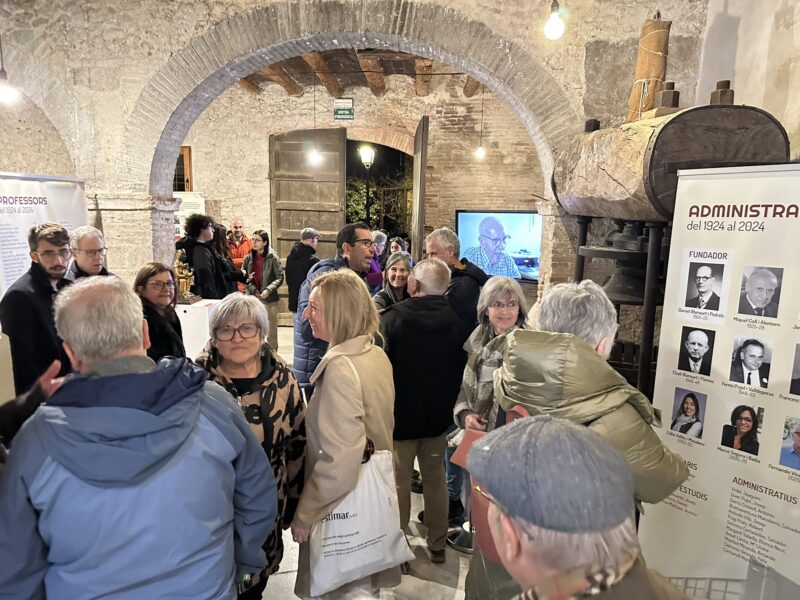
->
<box><xmin>0</xmin><ymin>224</ymin><xmax>73</xmax><ymax>394</ymax></box>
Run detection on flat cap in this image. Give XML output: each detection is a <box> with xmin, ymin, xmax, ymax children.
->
<box><xmin>467</xmin><ymin>414</ymin><xmax>634</xmax><ymax>533</ymax></box>
<box><xmin>301</xmin><ymin>227</ymin><xmax>319</xmax><ymax>240</ymax></box>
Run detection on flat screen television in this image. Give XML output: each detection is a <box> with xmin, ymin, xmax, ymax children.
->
<box><xmin>455</xmin><ymin>210</ymin><xmax>542</xmax><ymax>282</ymax></box>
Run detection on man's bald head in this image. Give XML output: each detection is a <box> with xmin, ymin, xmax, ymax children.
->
<box><xmin>684</xmin><ymin>330</ymin><xmax>709</xmax><ymax>361</ymax></box>
<box><xmin>745</xmin><ymin>269</ymin><xmax>778</xmax><ymax>309</ymax></box>
<box><xmin>407</xmin><ymin>258</ymin><xmax>451</xmax><ymax>297</ymax></box>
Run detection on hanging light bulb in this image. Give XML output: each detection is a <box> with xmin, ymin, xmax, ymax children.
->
<box><xmin>0</xmin><ymin>28</ymin><xmax>20</xmax><ymax>106</ymax></box>
<box><xmin>543</xmin><ymin>0</ymin><xmax>565</xmax><ymax>41</ymax></box>
<box><xmin>474</xmin><ymin>146</ymin><xmax>485</xmax><ymax>160</ymax></box>
<box><xmin>307</xmin><ymin>82</ymin><xmax>321</xmax><ymax>165</ymax></box>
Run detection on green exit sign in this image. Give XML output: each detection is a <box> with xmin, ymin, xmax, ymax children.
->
<box><xmin>333</xmin><ymin>98</ymin><xmax>354</xmax><ymax>120</ymax></box>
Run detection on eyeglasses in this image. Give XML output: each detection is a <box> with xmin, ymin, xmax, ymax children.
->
<box><xmin>215</xmin><ymin>323</ymin><xmax>260</xmax><ymax>342</ymax></box>
<box><xmin>352</xmin><ymin>238</ymin><xmax>374</xmax><ymax>248</ymax></box>
<box><xmin>490</xmin><ymin>300</ymin><xmax>519</xmax><ymax>311</ymax></box>
<box><xmin>147</xmin><ymin>280</ymin><xmax>176</xmax><ymax>290</ymax></box>
<box><xmin>792</xmin><ymin>431</ymin><xmax>800</xmax><ymax>437</ymax></box>
<box><xmin>736</xmin><ymin>416</ymin><xmax>754</xmax><ymax>424</ymax></box>
<box><xmin>473</xmin><ymin>484</ymin><xmax>500</xmax><ymax>508</ymax></box>
<box><xmin>480</xmin><ymin>235</ymin><xmax>509</xmax><ymax>247</ymax></box>
<box><xmin>35</xmin><ymin>249</ymin><xmax>71</xmax><ymax>260</ymax></box>
<box><xmin>75</xmin><ymin>248</ymin><xmax>108</xmax><ymax>258</ymax></box>
<box><xmin>695</xmin><ymin>276</ymin><xmax>713</xmax><ymax>282</ymax></box>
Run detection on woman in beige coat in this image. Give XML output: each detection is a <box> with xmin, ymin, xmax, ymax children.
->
<box><xmin>291</xmin><ymin>269</ymin><xmax>400</xmax><ymax>599</ymax></box>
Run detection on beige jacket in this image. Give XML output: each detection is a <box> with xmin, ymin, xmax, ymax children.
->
<box><xmin>294</xmin><ymin>334</ymin><xmax>400</xmax><ymax>598</ymax></box>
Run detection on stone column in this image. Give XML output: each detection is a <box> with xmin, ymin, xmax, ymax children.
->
<box><xmin>90</xmin><ymin>193</ymin><xmax>181</xmax><ymax>283</ymax></box>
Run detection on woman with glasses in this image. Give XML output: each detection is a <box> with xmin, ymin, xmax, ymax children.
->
<box><xmin>721</xmin><ymin>404</ymin><xmax>760</xmax><ymax>455</ymax></box>
<box><xmin>292</xmin><ymin>269</ymin><xmax>400</xmax><ymax>598</ymax></box>
<box><xmin>373</xmin><ymin>251</ymin><xmax>413</xmax><ymax>310</ymax></box>
<box><xmin>133</xmin><ymin>262</ymin><xmax>186</xmax><ymax>362</ymax></box>
<box><xmin>454</xmin><ymin>276</ymin><xmax>529</xmax><ymax>432</ymax></box>
<box><xmin>195</xmin><ymin>293</ymin><xmax>305</xmax><ymax>599</ymax></box>
<box><xmin>242</xmin><ymin>230</ymin><xmax>284</xmax><ymax>352</ymax></box>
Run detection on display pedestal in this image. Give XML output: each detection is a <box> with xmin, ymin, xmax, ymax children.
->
<box><xmin>176</xmin><ymin>300</ymin><xmax>219</xmax><ymax>360</ymax></box>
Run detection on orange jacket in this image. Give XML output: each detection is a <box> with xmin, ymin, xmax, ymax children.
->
<box><xmin>227</xmin><ymin>235</ymin><xmax>252</xmax><ymax>269</ymax></box>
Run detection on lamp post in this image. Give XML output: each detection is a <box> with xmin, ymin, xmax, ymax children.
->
<box><xmin>358</xmin><ymin>145</ymin><xmax>375</xmax><ymax>226</ymax></box>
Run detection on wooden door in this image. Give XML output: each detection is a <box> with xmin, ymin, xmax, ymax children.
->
<box><xmin>269</xmin><ymin>128</ymin><xmax>347</xmax><ymax>322</ymax></box>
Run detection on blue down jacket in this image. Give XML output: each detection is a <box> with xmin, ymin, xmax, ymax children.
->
<box><xmin>292</xmin><ymin>256</ymin><xmax>358</xmax><ymax>387</ymax></box>
<box><xmin>0</xmin><ymin>357</ymin><xmax>277</xmax><ymax>600</ymax></box>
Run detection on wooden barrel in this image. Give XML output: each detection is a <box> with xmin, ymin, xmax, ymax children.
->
<box><xmin>553</xmin><ymin>105</ymin><xmax>790</xmax><ymax>221</ymax></box>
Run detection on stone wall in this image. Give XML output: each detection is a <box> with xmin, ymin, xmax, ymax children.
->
<box><xmin>0</xmin><ymin>95</ymin><xmax>74</xmax><ymax>177</ymax></box>
<box><xmin>185</xmin><ymin>68</ymin><xmax>542</xmax><ymax>234</ymax></box>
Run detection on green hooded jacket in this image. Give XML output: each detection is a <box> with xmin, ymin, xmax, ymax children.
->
<box><xmin>494</xmin><ymin>329</ymin><xmax>689</xmax><ymax>504</ymax></box>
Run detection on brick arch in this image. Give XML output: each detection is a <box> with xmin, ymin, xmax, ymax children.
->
<box><xmin>119</xmin><ymin>0</ymin><xmax>580</xmax><ymax>199</ymax></box>
<box><xmin>346</xmin><ymin>128</ymin><xmax>414</xmax><ymax>156</ymax></box>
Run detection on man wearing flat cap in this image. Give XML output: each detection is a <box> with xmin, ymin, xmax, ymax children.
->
<box><xmin>468</xmin><ymin>415</ymin><xmax>688</xmax><ymax>599</ymax></box>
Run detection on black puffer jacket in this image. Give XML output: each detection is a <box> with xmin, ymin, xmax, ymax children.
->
<box><xmin>175</xmin><ymin>237</ymin><xmax>228</xmax><ymax>300</ymax></box>
<box><xmin>380</xmin><ymin>295</ymin><xmax>471</xmax><ymax>440</ymax></box>
<box><xmin>285</xmin><ymin>242</ymin><xmax>319</xmax><ymax>312</ymax></box>
<box><xmin>447</xmin><ymin>258</ymin><xmax>490</xmax><ymax>327</ymax></box>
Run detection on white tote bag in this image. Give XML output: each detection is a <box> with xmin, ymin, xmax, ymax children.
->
<box><xmin>309</xmin><ymin>450</ymin><xmax>414</xmax><ymax>596</ymax></box>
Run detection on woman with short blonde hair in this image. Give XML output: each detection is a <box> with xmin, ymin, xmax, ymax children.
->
<box><xmin>292</xmin><ymin>269</ymin><xmax>400</xmax><ymax>598</ymax></box>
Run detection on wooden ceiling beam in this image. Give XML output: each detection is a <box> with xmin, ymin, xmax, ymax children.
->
<box><xmin>301</xmin><ymin>52</ymin><xmax>344</xmax><ymax>98</ymax></box>
<box><xmin>258</xmin><ymin>65</ymin><xmax>304</xmax><ymax>97</ymax></box>
<box><xmin>463</xmin><ymin>76</ymin><xmax>481</xmax><ymax>98</ymax></box>
<box><xmin>238</xmin><ymin>76</ymin><xmax>262</xmax><ymax>95</ymax></box>
<box><xmin>415</xmin><ymin>59</ymin><xmax>433</xmax><ymax>97</ymax></box>
<box><xmin>356</xmin><ymin>52</ymin><xmax>386</xmax><ymax>97</ymax></box>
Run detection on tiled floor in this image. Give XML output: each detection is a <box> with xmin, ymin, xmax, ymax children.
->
<box><xmin>268</xmin><ymin>327</ymin><xmax>470</xmax><ymax>599</ymax></box>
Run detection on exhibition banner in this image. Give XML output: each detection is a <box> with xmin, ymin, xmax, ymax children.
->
<box><xmin>639</xmin><ymin>164</ymin><xmax>800</xmax><ymax>599</ymax></box>
<box><xmin>0</xmin><ymin>172</ymin><xmax>88</xmax><ymax>298</ymax></box>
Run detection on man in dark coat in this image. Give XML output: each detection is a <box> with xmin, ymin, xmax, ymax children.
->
<box><xmin>292</xmin><ymin>222</ymin><xmax>373</xmax><ymax>389</ymax></box>
<box><xmin>729</xmin><ymin>339</ymin><xmax>770</xmax><ymax>388</ymax></box>
<box><xmin>64</xmin><ymin>225</ymin><xmax>114</xmax><ymax>282</ymax></box>
<box><xmin>380</xmin><ymin>258</ymin><xmax>472</xmax><ymax>565</ymax></box>
<box><xmin>0</xmin><ymin>224</ymin><xmax>73</xmax><ymax>394</ymax></box>
<box><xmin>175</xmin><ymin>214</ymin><xmax>227</xmax><ymax>300</ymax></box>
<box><xmin>737</xmin><ymin>268</ymin><xmax>779</xmax><ymax>317</ymax></box>
<box><xmin>677</xmin><ymin>329</ymin><xmax>712</xmax><ymax>376</ymax></box>
<box><xmin>285</xmin><ymin>227</ymin><xmax>320</xmax><ymax>313</ymax></box>
<box><xmin>685</xmin><ymin>265</ymin><xmax>720</xmax><ymax>310</ymax></box>
<box><xmin>425</xmin><ymin>227</ymin><xmax>489</xmax><ymax>328</ymax></box>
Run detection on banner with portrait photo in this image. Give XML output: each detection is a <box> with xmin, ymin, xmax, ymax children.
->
<box><xmin>639</xmin><ymin>164</ymin><xmax>800</xmax><ymax>599</ymax></box>
<box><xmin>0</xmin><ymin>172</ymin><xmax>88</xmax><ymax>299</ymax></box>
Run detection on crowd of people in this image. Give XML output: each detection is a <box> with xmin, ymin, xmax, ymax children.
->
<box><xmin>0</xmin><ymin>216</ymin><xmax>693</xmax><ymax>600</ymax></box>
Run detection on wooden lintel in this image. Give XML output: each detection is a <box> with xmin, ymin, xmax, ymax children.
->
<box><xmin>463</xmin><ymin>76</ymin><xmax>481</xmax><ymax>98</ymax></box>
<box><xmin>301</xmin><ymin>52</ymin><xmax>344</xmax><ymax>98</ymax></box>
<box><xmin>238</xmin><ymin>76</ymin><xmax>262</xmax><ymax>95</ymax></box>
<box><xmin>415</xmin><ymin>59</ymin><xmax>433</xmax><ymax>97</ymax></box>
<box><xmin>356</xmin><ymin>53</ymin><xmax>386</xmax><ymax>97</ymax></box>
<box><xmin>258</xmin><ymin>65</ymin><xmax>304</xmax><ymax>97</ymax></box>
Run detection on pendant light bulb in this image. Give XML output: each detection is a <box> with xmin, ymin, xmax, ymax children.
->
<box><xmin>307</xmin><ymin>147</ymin><xmax>323</xmax><ymax>166</ymax></box>
<box><xmin>544</xmin><ymin>1</ymin><xmax>565</xmax><ymax>41</ymax></box>
<box><xmin>474</xmin><ymin>146</ymin><xmax>486</xmax><ymax>160</ymax></box>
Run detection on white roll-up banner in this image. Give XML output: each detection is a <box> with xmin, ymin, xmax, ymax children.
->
<box><xmin>0</xmin><ymin>172</ymin><xmax>88</xmax><ymax>298</ymax></box>
<box><xmin>639</xmin><ymin>164</ymin><xmax>800</xmax><ymax>599</ymax></box>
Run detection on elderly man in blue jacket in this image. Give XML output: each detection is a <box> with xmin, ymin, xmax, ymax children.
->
<box><xmin>0</xmin><ymin>276</ymin><xmax>277</xmax><ymax>600</ymax></box>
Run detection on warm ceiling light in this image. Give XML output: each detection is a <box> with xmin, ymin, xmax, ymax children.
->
<box><xmin>474</xmin><ymin>146</ymin><xmax>486</xmax><ymax>160</ymax></box>
<box><xmin>358</xmin><ymin>146</ymin><xmax>375</xmax><ymax>169</ymax></box>
<box><xmin>544</xmin><ymin>0</ymin><xmax>565</xmax><ymax>41</ymax></box>
<box><xmin>307</xmin><ymin>147</ymin><xmax>323</xmax><ymax>166</ymax></box>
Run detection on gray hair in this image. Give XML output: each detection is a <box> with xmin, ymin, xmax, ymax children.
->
<box><xmin>514</xmin><ymin>515</ymin><xmax>640</xmax><ymax>576</ymax></box>
<box><xmin>477</xmin><ymin>276</ymin><xmax>528</xmax><ymax>329</ymax></box>
<box><xmin>54</xmin><ymin>276</ymin><xmax>144</xmax><ymax>368</ymax></box>
<box><xmin>209</xmin><ymin>293</ymin><xmax>270</xmax><ymax>343</ymax></box>
<box><xmin>537</xmin><ymin>280</ymin><xmax>618</xmax><ymax>351</ymax></box>
<box><xmin>385</xmin><ymin>251</ymin><xmax>413</xmax><ymax>272</ymax></box>
<box><xmin>69</xmin><ymin>225</ymin><xmax>104</xmax><ymax>250</ymax></box>
<box><xmin>426</xmin><ymin>227</ymin><xmax>460</xmax><ymax>257</ymax></box>
<box><xmin>411</xmin><ymin>258</ymin><xmax>451</xmax><ymax>295</ymax></box>
<box><xmin>371</xmin><ymin>230</ymin><xmax>388</xmax><ymax>246</ymax></box>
